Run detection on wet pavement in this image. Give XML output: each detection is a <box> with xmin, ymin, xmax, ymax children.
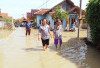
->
<box><xmin>0</xmin><ymin>27</ymin><xmax>100</xmax><ymax>68</ymax></box>
<box><xmin>0</xmin><ymin>39</ymin><xmax>4</xmax><ymax>46</ymax></box>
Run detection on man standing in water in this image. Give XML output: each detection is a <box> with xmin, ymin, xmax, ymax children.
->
<box><xmin>38</xmin><ymin>19</ymin><xmax>52</xmax><ymax>51</ymax></box>
<box><xmin>25</xmin><ymin>20</ymin><xmax>32</xmax><ymax>36</ymax></box>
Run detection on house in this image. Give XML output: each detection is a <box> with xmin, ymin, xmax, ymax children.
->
<box><xmin>27</xmin><ymin>9</ymin><xmax>39</xmax><ymax>22</ymax></box>
<box><xmin>34</xmin><ymin>9</ymin><xmax>50</xmax><ymax>26</ymax></box>
<box><xmin>34</xmin><ymin>0</ymin><xmax>86</xmax><ymax>28</ymax></box>
<box><xmin>0</xmin><ymin>9</ymin><xmax>13</xmax><ymax>21</ymax></box>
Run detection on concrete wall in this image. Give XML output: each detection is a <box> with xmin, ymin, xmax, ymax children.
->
<box><xmin>36</xmin><ymin>15</ymin><xmax>46</xmax><ymax>27</ymax></box>
<box><xmin>36</xmin><ymin>13</ymin><xmax>78</xmax><ymax>28</ymax></box>
<box><xmin>63</xmin><ymin>19</ymin><xmax>66</xmax><ymax>27</ymax></box>
<box><xmin>0</xmin><ymin>21</ymin><xmax>5</xmax><ymax>28</ymax></box>
<box><xmin>62</xmin><ymin>2</ymin><xmax>72</xmax><ymax>11</ymax></box>
<box><xmin>46</xmin><ymin>14</ymin><xmax>54</xmax><ymax>28</ymax></box>
<box><xmin>87</xmin><ymin>25</ymin><xmax>92</xmax><ymax>42</ymax></box>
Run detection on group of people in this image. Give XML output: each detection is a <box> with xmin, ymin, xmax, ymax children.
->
<box><xmin>25</xmin><ymin>19</ymin><xmax>62</xmax><ymax>51</ymax></box>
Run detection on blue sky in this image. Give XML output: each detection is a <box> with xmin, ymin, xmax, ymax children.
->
<box><xmin>0</xmin><ymin>0</ymin><xmax>89</xmax><ymax>19</ymax></box>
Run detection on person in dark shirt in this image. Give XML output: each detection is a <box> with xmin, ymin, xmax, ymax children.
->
<box><xmin>25</xmin><ymin>20</ymin><xmax>32</xmax><ymax>36</ymax></box>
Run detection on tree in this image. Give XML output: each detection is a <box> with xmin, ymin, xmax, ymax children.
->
<box><xmin>86</xmin><ymin>0</ymin><xmax>100</xmax><ymax>46</ymax></box>
<box><xmin>2</xmin><ymin>17</ymin><xmax>11</xmax><ymax>23</ymax></box>
<box><xmin>15</xmin><ymin>20</ymin><xmax>19</xmax><ymax>23</ymax></box>
<box><xmin>52</xmin><ymin>7</ymin><xmax>68</xmax><ymax>21</ymax></box>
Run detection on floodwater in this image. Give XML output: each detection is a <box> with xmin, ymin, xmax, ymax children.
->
<box><xmin>61</xmin><ymin>42</ymin><xmax>100</xmax><ymax>68</ymax></box>
<box><xmin>0</xmin><ymin>29</ymin><xmax>13</xmax><ymax>46</ymax></box>
<box><xmin>0</xmin><ymin>27</ymin><xmax>100</xmax><ymax>68</ymax></box>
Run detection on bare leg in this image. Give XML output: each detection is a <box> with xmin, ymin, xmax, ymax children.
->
<box><xmin>46</xmin><ymin>45</ymin><xmax>48</xmax><ymax>49</ymax></box>
<box><xmin>55</xmin><ymin>44</ymin><xmax>57</xmax><ymax>49</ymax></box>
<box><xmin>60</xmin><ymin>44</ymin><xmax>62</xmax><ymax>48</ymax></box>
<box><xmin>26</xmin><ymin>30</ymin><xmax>27</xmax><ymax>37</ymax></box>
<box><xmin>29</xmin><ymin>29</ymin><xmax>31</xmax><ymax>36</ymax></box>
<box><xmin>43</xmin><ymin>46</ymin><xmax>45</xmax><ymax>51</ymax></box>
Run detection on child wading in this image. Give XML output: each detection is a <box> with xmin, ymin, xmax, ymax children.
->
<box><xmin>25</xmin><ymin>20</ymin><xmax>32</xmax><ymax>36</ymax></box>
<box><xmin>38</xmin><ymin>19</ymin><xmax>52</xmax><ymax>51</ymax></box>
<box><xmin>53</xmin><ymin>19</ymin><xmax>62</xmax><ymax>49</ymax></box>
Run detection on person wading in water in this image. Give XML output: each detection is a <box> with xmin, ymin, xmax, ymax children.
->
<box><xmin>25</xmin><ymin>20</ymin><xmax>32</xmax><ymax>36</ymax></box>
<box><xmin>38</xmin><ymin>19</ymin><xmax>52</xmax><ymax>51</ymax></box>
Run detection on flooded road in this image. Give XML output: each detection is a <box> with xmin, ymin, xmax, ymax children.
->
<box><xmin>0</xmin><ymin>29</ymin><xmax>13</xmax><ymax>46</ymax></box>
<box><xmin>0</xmin><ymin>27</ymin><xmax>100</xmax><ymax>68</ymax></box>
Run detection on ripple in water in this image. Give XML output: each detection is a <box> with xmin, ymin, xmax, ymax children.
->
<box><xmin>61</xmin><ymin>43</ymin><xmax>91</xmax><ymax>68</ymax></box>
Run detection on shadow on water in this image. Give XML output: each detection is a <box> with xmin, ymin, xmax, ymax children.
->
<box><xmin>22</xmin><ymin>48</ymin><xmax>43</xmax><ymax>51</ymax></box>
<box><xmin>49</xmin><ymin>38</ymin><xmax>100</xmax><ymax>68</ymax></box>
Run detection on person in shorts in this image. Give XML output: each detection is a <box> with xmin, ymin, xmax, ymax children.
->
<box><xmin>53</xmin><ymin>19</ymin><xmax>62</xmax><ymax>49</ymax></box>
<box><xmin>38</xmin><ymin>19</ymin><xmax>52</xmax><ymax>51</ymax></box>
<box><xmin>25</xmin><ymin>20</ymin><xmax>32</xmax><ymax>36</ymax></box>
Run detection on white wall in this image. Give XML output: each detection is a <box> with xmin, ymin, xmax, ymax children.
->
<box><xmin>0</xmin><ymin>21</ymin><xmax>5</xmax><ymax>28</ymax></box>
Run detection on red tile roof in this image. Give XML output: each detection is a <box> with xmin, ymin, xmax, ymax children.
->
<box><xmin>8</xmin><ymin>16</ymin><xmax>12</xmax><ymax>20</ymax></box>
<box><xmin>31</xmin><ymin>9</ymin><xmax>39</xmax><ymax>16</ymax></box>
<box><xmin>1</xmin><ymin>13</ymin><xmax>8</xmax><ymax>18</ymax></box>
<box><xmin>34</xmin><ymin>9</ymin><xmax>49</xmax><ymax>15</ymax></box>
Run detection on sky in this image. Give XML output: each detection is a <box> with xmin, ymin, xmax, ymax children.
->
<box><xmin>0</xmin><ymin>0</ymin><xmax>89</xmax><ymax>19</ymax></box>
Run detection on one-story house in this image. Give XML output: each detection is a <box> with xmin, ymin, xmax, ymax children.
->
<box><xmin>34</xmin><ymin>0</ymin><xmax>86</xmax><ymax>28</ymax></box>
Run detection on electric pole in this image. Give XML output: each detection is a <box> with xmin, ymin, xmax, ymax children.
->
<box><xmin>78</xmin><ymin>0</ymin><xmax>82</xmax><ymax>39</ymax></box>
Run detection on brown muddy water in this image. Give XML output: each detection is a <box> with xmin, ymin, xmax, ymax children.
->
<box><xmin>60</xmin><ymin>42</ymin><xmax>100</xmax><ymax>68</ymax></box>
<box><xmin>0</xmin><ymin>28</ymin><xmax>100</xmax><ymax>68</ymax></box>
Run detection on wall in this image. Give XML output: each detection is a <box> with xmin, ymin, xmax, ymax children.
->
<box><xmin>0</xmin><ymin>21</ymin><xmax>5</xmax><ymax>28</ymax></box>
<box><xmin>62</xmin><ymin>2</ymin><xmax>72</xmax><ymax>11</ymax></box>
<box><xmin>36</xmin><ymin>15</ymin><xmax>46</xmax><ymax>26</ymax></box>
<box><xmin>62</xmin><ymin>19</ymin><xmax>66</xmax><ymax>27</ymax></box>
<box><xmin>87</xmin><ymin>25</ymin><xmax>92</xmax><ymax>42</ymax></box>
<box><xmin>46</xmin><ymin>14</ymin><xmax>54</xmax><ymax>28</ymax></box>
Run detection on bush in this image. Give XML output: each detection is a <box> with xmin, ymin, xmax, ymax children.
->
<box><xmin>86</xmin><ymin>0</ymin><xmax>100</xmax><ymax>46</ymax></box>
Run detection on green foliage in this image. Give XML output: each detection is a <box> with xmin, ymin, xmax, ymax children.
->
<box><xmin>86</xmin><ymin>0</ymin><xmax>100</xmax><ymax>45</ymax></box>
<box><xmin>15</xmin><ymin>20</ymin><xmax>19</xmax><ymax>23</ymax></box>
<box><xmin>14</xmin><ymin>20</ymin><xmax>20</xmax><ymax>23</ymax></box>
<box><xmin>89</xmin><ymin>0</ymin><xmax>99</xmax><ymax>3</ymax></box>
<box><xmin>52</xmin><ymin>7</ymin><xmax>68</xmax><ymax>20</ymax></box>
<box><xmin>2</xmin><ymin>17</ymin><xmax>11</xmax><ymax>23</ymax></box>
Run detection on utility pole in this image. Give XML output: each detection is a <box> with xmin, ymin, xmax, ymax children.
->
<box><xmin>78</xmin><ymin>0</ymin><xmax>82</xmax><ymax>39</ymax></box>
<box><xmin>46</xmin><ymin>0</ymin><xmax>47</xmax><ymax>9</ymax></box>
<box><xmin>0</xmin><ymin>8</ymin><xmax>1</xmax><ymax>15</ymax></box>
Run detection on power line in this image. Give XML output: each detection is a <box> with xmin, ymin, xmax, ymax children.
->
<box><xmin>37</xmin><ymin>0</ymin><xmax>50</xmax><ymax>9</ymax></box>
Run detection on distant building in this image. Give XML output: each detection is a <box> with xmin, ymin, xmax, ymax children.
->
<box><xmin>0</xmin><ymin>9</ymin><xmax>13</xmax><ymax>21</ymax></box>
<box><xmin>17</xmin><ymin>17</ymin><xmax>27</xmax><ymax>23</ymax></box>
<box><xmin>27</xmin><ymin>9</ymin><xmax>39</xmax><ymax>22</ymax></box>
<box><xmin>34</xmin><ymin>0</ymin><xmax>85</xmax><ymax>28</ymax></box>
